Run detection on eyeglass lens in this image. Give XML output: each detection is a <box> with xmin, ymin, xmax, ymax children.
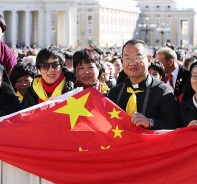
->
<box><xmin>41</xmin><ymin>61</ymin><xmax>60</xmax><ymax>70</ymax></box>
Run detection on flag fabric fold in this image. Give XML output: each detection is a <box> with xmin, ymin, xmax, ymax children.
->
<box><xmin>0</xmin><ymin>88</ymin><xmax>197</xmax><ymax>183</ymax></box>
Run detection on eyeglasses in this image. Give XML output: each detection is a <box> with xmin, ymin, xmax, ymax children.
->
<box><xmin>191</xmin><ymin>75</ymin><xmax>197</xmax><ymax>80</ymax></box>
<box><xmin>123</xmin><ymin>56</ymin><xmax>146</xmax><ymax>63</ymax></box>
<box><xmin>40</xmin><ymin>61</ymin><xmax>61</xmax><ymax>70</ymax></box>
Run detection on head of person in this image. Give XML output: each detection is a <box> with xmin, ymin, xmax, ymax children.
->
<box><xmin>0</xmin><ymin>15</ymin><xmax>6</xmax><ymax>39</ymax></box>
<box><xmin>176</xmin><ymin>50</ymin><xmax>185</xmax><ymax>63</ymax></box>
<box><xmin>36</xmin><ymin>46</ymin><xmax>65</xmax><ymax>85</ymax></box>
<box><xmin>73</xmin><ymin>48</ymin><xmax>101</xmax><ymax>88</ymax></box>
<box><xmin>98</xmin><ymin>61</ymin><xmax>110</xmax><ymax>83</ymax></box>
<box><xmin>26</xmin><ymin>49</ymin><xmax>37</xmax><ymax>57</ymax></box>
<box><xmin>183</xmin><ymin>57</ymin><xmax>196</xmax><ymax>71</ymax></box>
<box><xmin>110</xmin><ymin>57</ymin><xmax>122</xmax><ymax>77</ymax></box>
<box><xmin>148</xmin><ymin>59</ymin><xmax>165</xmax><ymax>80</ymax></box>
<box><xmin>121</xmin><ymin>39</ymin><xmax>150</xmax><ymax>84</ymax></box>
<box><xmin>155</xmin><ymin>47</ymin><xmax>178</xmax><ymax>75</ymax></box>
<box><xmin>10</xmin><ymin>62</ymin><xmax>37</xmax><ymax>96</ymax></box>
<box><xmin>190</xmin><ymin>62</ymin><xmax>197</xmax><ymax>94</ymax></box>
<box><xmin>64</xmin><ymin>50</ymin><xmax>73</xmax><ymax>71</ymax></box>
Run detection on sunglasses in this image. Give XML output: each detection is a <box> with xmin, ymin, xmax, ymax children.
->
<box><xmin>40</xmin><ymin>61</ymin><xmax>61</xmax><ymax>70</ymax></box>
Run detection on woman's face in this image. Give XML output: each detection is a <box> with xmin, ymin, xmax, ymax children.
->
<box><xmin>76</xmin><ymin>61</ymin><xmax>99</xmax><ymax>87</ymax></box>
<box><xmin>15</xmin><ymin>75</ymin><xmax>33</xmax><ymax>96</ymax></box>
<box><xmin>148</xmin><ymin>68</ymin><xmax>162</xmax><ymax>80</ymax></box>
<box><xmin>113</xmin><ymin>59</ymin><xmax>122</xmax><ymax>75</ymax></box>
<box><xmin>191</xmin><ymin>67</ymin><xmax>197</xmax><ymax>93</ymax></box>
<box><xmin>39</xmin><ymin>57</ymin><xmax>62</xmax><ymax>85</ymax></box>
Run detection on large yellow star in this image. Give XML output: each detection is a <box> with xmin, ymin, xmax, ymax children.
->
<box><xmin>54</xmin><ymin>92</ymin><xmax>93</xmax><ymax>129</ymax></box>
<box><xmin>108</xmin><ymin>108</ymin><xmax>121</xmax><ymax>119</ymax></box>
<box><xmin>112</xmin><ymin>125</ymin><xmax>124</xmax><ymax>138</ymax></box>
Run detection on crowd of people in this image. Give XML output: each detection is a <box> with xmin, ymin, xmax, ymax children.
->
<box><xmin>1</xmin><ymin>14</ymin><xmax>197</xmax><ymax>130</ymax></box>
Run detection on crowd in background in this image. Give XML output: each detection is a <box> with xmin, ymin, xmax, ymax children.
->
<box><xmin>1</xmin><ymin>14</ymin><xmax>197</xmax><ymax>130</ymax></box>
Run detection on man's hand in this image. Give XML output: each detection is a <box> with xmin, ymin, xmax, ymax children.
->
<box><xmin>131</xmin><ymin>112</ymin><xmax>150</xmax><ymax>128</ymax></box>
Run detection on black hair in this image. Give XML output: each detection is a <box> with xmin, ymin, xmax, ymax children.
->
<box><xmin>0</xmin><ymin>15</ymin><xmax>6</xmax><ymax>33</ymax></box>
<box><xmin>122</xmin><ymin>39</ymin><xmax>149</xmax><ymax>57</ymax></box>
<box><xmin>36</xmin><ymin>46</ymin><xmax>65</xmax><ymax>70</ymax></box>
<box><xmin>148</xmin><ymin>59</ymin><xmax>165</xmax><ymax>78</ymax></box>
<box><xmin>73</xmin><ymin>48</ymin><xmax>101</xmax><ymax>70</ymax></box>
<box><xmin>10</xmin><ymin>62</ymin><xmax>38</xmax><ymax>90</ymax></box>
<box><xmin>183</xmin><ymin>57</ymin><xmax>196</xmax><ymax>70</ymax></box>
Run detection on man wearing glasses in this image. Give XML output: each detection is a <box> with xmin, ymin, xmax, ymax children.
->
<box><xmin>108</xmin><ymin>39</ymin><xmax>178</xmax><ymax>130</ymax></box>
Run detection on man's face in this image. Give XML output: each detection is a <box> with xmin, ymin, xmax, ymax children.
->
<box><xmin>156</xmin><ymin>53</ymin><xmax>171</xmax><ymax>74</ymax></box>
<box><xmin>122</xmin><ymin>43</ymin><xmax>149</xmax><ymax>83</ymax></box>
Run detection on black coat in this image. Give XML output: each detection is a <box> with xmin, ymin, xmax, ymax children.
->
<box><xmin>0</xmin><ymin>82</ymin><xmax>21</xmax><ymax>117</ymax></box>
<box><xmin>178</xmin><ymin>98</ymin><xmax>197</xmax><ymax>127</ymax></box>
<box><xmin>20</xmin><ymin>71</ymin><xmax>75</xmax><ymax>110</ymax></box>
<box><xmin>108</xmin><ymin>74</ymin><xmax>178</xmax><ymax>130</ymax></box>
<box><xmin>174</xmin><ymin>66</ymin><xmax>190</xmax><ymax>102</ymax></box>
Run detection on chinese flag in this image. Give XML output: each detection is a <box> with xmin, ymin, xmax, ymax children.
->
<box><xmin>0</xmin><ymin>88</ymin><xmax>197</xmax><ymax>183</ymax></box>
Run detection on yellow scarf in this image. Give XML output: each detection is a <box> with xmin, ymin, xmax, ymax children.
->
<box><xmin>101</xmin><ymin>83</ymin><xmax>109</xmax><ymax>94</ymax></box>
<box><xmin>126</xmin><ymin>87</ymin><xmax>143</xmax><ymax>115</ymax></box>
<box><xmin>17</xmin><ymin>91</ymin><xmax>23</xmax><ymax>100</ymax></box>
<box><xmin>32</xmin><ymin>77</ymin><xmax>66</xmax><ymax>101</ymax></box>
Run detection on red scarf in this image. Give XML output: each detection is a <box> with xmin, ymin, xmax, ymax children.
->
<box><xmin>38</xmin><ymin>73</ymin><xmax>64</xmax><ymax>103</ymax></box>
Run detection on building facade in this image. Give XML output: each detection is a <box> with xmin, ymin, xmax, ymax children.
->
<box><xmin>136</xmin><ymin>0</ymin><xmax>196</xmax><ymax>47</ymax></box>
<box><xmin>77</xmin><ymin>0</ymin><xmax>141</xmax><ymax>48</ymax></box>
<box><xmin>0</xmin><ymin>0</ymin><xmax>196</xmax><ymax>48</ymax></box>
<box><xmin>0</xmin><ymin>0</ymin><xmax>79</xmax><ymax>48</ymax></box>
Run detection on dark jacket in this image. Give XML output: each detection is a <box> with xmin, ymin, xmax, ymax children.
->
<box><xmin>108</xmin><ymin>74</ymin><xmax>178</xmax><ymax>130</ymax></box>
<box><xmin>0</xmin><ymin>82</ymin><xmax>21</xmax><ymax>117</ymax></box>
<box><xmin>20</xmin><ymin>71</ymin><xmax>75</xmax><ymax>110</ymax></box>
<box><xmin>174</xmin><ymin>66</ymin><xmax>190</xmax><ymax>102</ymax></box>
<box><xmin>178</xmin><ymin>98</ymin><xmax>197</xmax><ymax>127</ymax></box>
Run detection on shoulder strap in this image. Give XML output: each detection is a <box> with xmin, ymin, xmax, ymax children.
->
<box><xmin>116</xmin><ymin>83</ymin><xmax>126</xmax><ymax>105</ymax></box>
<box><xmin>141</xmin><ymin>75</ymin><xmax>152</xmax><ymax>115</ymax></box>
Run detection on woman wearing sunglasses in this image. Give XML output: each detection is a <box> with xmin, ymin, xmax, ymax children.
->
<box><xmin>20</xmin><ymin>46</ymin><xmax>75</xmax><ymax>109</ymax></box>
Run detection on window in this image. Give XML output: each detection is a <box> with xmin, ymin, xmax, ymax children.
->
<box><xmin>146</xmin><ymin>6</ymin><xmax>149</xmax><ymax>8</ymax></box>
<box><xmin>157</xmin><ymin>6</ymin><xmax>160</xmax><ymax>8</ymax></box>
<box><xmin>168</xmin><ymin>6</ymin><xmax>171</xmax><ymax>8</ymax></box>
<box><xmin>156</xmin><ymin>39</ymin><xmax>160</xmax><ymax>43</ymax></box>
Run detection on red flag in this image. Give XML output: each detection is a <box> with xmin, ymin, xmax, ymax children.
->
<box><xmin>0</xmin><ymin>88</ymin><xmax>197</xmax><ymax>183</ymax></box>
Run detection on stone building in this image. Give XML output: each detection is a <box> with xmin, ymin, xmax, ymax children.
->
<box><xmin>0</xmin><ymin>0</ymin><xmax>79</xmax><ymax>48</ymax></box>
<box><xmin>0</xmin><ymin>0</ymin><xmax>196</xmax><ymax>48</ymax></box>
<box><xmin>136</xmin><ymin>0</ymin><xmax>196</xmax><ymax>47</ymax></box>
<box><xmin>77</xmin><ymin>0</ymin><xmax>140</xmax><ymax>48</ymax></box>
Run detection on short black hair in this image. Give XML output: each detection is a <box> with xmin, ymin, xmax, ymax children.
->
<box><xmin>122</xmin><ymin>39</ymin><xmax>149</xmax><ymax>57</ymax></box>
<box><xmin>10</xmin><ymin>62</ymin><xmax>38</xmax><ymax>90</ymax></box>
<box><xmin>148</xmin><ymin>59</ymin><xmax>165</xmax><ymax>77</ymax></box>
<box><xmin>73</xmin><ymin>48</ymin><xmax>101</xmax><ymax>70</ymax></box>
<box><xmin>184</xmin><ymin>57</ymin><xmax>196</xmax><ymax>69</ymax></box>
<box><xmin>36</xmin><ymin>46</ymin><xmax>65</xmax><ymax>70</ymax></box>
<box><xmin>0</xmin><ymin>15</ymin><xmax>6</xmax><ymax>33</ymax></box>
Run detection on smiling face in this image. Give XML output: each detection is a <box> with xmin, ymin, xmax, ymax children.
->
<box><xmin>39</xmin><ymin>57</ymin><xmax>62</xmax><ymax>85</ymax></box>
<box><xmin>76</xmin><ymin>61</ymin><xmax>100</xmax><ymax>87</ymax></box>
<box><xmin>122</xmin><ymin>43</ymin><xmax>149</xmax><ymax>84</ymax></box>
<box><xmin>15</xmin><ymin>75</ymin><xmax>33</xmax><ymax>96</ymax></box>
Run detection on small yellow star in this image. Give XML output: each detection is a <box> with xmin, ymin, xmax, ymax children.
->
<box><xmin>112</xmin><ymin>125</ymin><xmax>124</xmax><ymax>138</ymax></box>
<box><xmin>101</xmin><ymin>145</ymin><xmax>110</xmax><ymax>149</ymax></box>
<box><xmin>108</xmin><ymin>108</ymin><xmax>121</xmax><ymax>119</ymax></box>
<box><xmin>79</xmin><ymin>147</ymin><xmax>88</xmax><ymax>152</ymax></box>
<box><xmin>54</xmin><ymin>92</ymin><xmax>93</xmax><ymax>129</ymax></box>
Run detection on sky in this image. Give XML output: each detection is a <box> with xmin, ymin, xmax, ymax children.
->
<box><xmin>175</xmin><ymin>0</ymin><xmax>197</xmax><ymax>11</ymax></box>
